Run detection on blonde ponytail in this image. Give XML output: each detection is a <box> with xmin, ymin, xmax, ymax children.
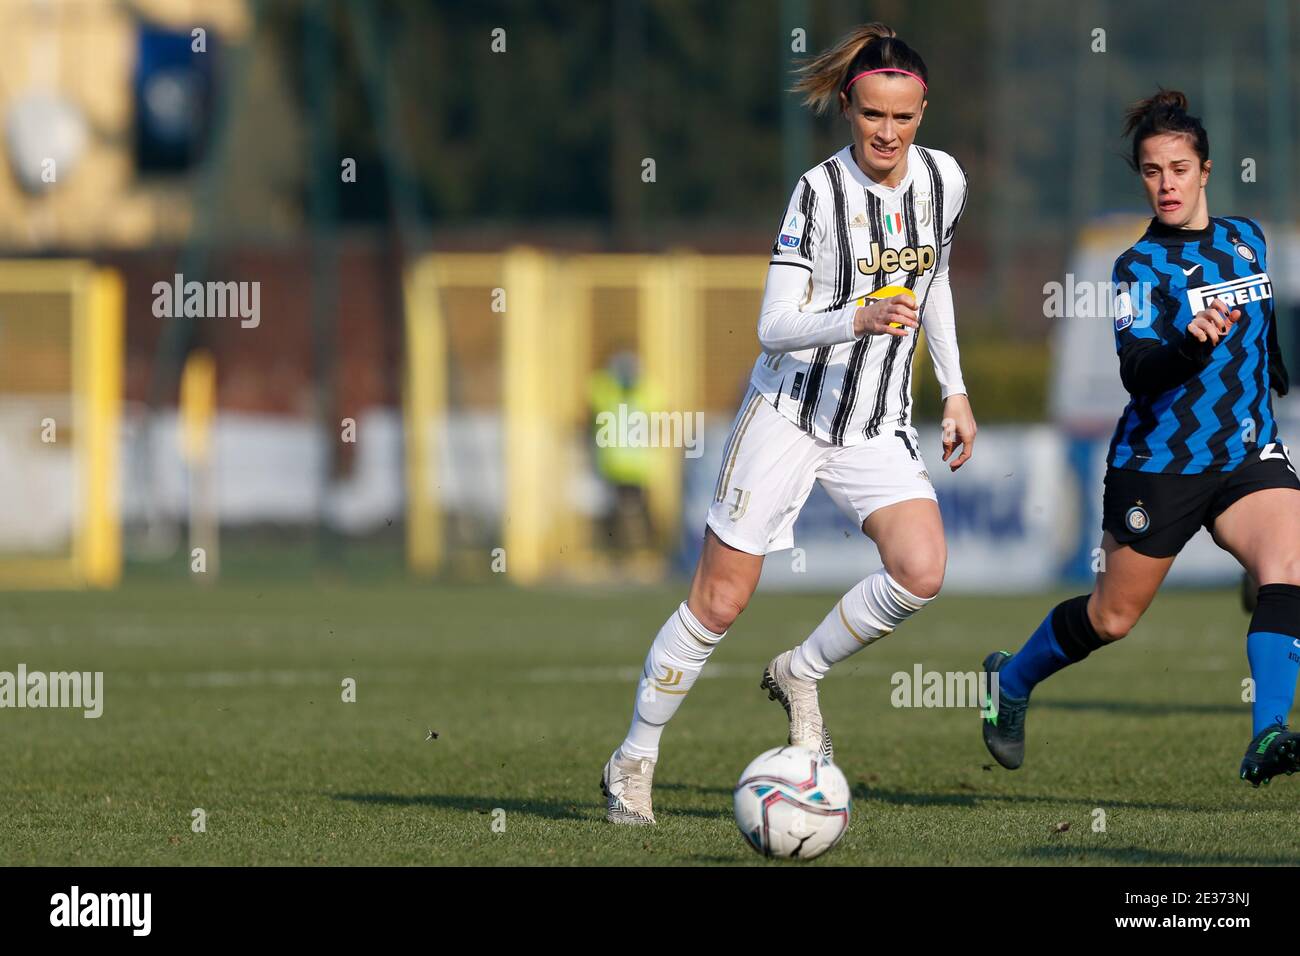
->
<box><xmin>792</xmin><ymin>23</ymin><xmax>898</xmax><ymax>116</ymax></box>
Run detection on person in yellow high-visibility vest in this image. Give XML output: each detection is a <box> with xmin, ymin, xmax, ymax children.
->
<box><xmin>588</xmin><ymin>350</ymin><xmax>656</xmax><ymax>552</ymax></box>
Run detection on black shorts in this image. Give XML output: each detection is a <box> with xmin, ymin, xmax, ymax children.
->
<box><xmin>1102</xmin><ymin>446</ymin><xmax>1300</xmax><ymax>558</ymax></box>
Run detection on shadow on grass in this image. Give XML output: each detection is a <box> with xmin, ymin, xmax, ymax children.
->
<box><xmin>327</xmin><ymin>792</ymin><xmax>728</xmax><ymax>822</ymax></box>
<box><xmin>855</xmin><ymin>785</ymin><xmax>1259</xmax><ymax>814</ymax></box>
<box><xmin>1037</xmin><ymin>699</ymin><xmax>1239</xmax><ymax>717</ymax></box>
<box><xmin>653</xmin><ymin>781</ymin><xmax>1262</xmax><ymax>816</ymax></box>
<box><xmin>1020</xmin><ymin>844</ymin><xmax>1300</xmax><ymax>865</ymax></box>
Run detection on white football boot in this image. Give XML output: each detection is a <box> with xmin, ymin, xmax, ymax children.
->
<box><xmin>601</xmin><ymin>747</ymin><xmax>657</xmax><ymax>825</ymax></box>
<box><xmin>761</xmin><ymin>649</ymin><xmax>834</xmax><ymax>760</ymax></box>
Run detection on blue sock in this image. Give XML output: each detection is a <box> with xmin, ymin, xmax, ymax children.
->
<box><xmin>1000</xmin><ymin>609</ymin><xmax>1072</xmax><ymax>700</ymax></box>
<box><xmin>1246</xmin><ymin>631</ymin><xmax>1300</xmax><ymax>734</ymax></box>
<box><xmin>1246</xmin><ymin>584</ymin><xmax>1300</xmax><ymax>735</ymax></box>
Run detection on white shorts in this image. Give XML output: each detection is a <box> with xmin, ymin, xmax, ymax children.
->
<box><xmin>706</xmin><ymin>387</ymin><xmax>937</xmax><ymax>555</ymax></box>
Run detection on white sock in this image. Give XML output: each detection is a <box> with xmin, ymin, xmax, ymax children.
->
<box><xmin>621</xmin><ymin>601</ymin><xmax>726</xmax><ymax>760</ymax></box>
<box><xmin>790</xmin><ymin>569</ymin><xmax>932</xmax><ymax>681</ymax></box>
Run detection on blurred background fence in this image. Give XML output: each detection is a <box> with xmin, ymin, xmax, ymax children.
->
<box><xmin>0</xmin><ymin>0</ymin><xmax>1297</xmax><ymax>591</ymax></box>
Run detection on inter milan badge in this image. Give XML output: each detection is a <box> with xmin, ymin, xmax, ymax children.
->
<box><xmin>1235</xmin><ymin>242</ymin><xmax>1256</xmax><ymax>263</ymax></box>
<box><xmin>1125</xmin><ymin>505</ymin><xmax>1150</xmax><ymax>534</ymax></box>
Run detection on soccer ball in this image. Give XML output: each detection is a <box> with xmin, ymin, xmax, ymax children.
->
<box><xmin>733</xmin><ymin>746</ymin><xmax>850</xmax><ymax>860</ymax></box>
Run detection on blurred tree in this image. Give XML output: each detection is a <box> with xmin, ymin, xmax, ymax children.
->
<box><xmin>258</xmin><ymin>1</ymin><xmax>992</xmax><ymax>238</ymax></box>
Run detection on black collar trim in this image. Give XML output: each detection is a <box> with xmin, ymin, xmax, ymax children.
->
<box><xmin>1144</xmin><ymin>216</ymin><xmax>1215</xmax><ymax>242</ymax></box>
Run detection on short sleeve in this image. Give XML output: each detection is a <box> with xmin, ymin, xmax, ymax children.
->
<box><xmin>769</xmin><ymin>176</ymin><xmax>820</xmax><ymax>272</ymax></box>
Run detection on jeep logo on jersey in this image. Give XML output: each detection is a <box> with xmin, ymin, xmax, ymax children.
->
<box><xmin>1186</xmin><ymin>273</ymin><xmax>1272</xmax><ymax>315</ymax></box>
<box><xmin>857</xmin><ymin>242</ymin><xmax>936</xmax><ymax>276</ymax></box>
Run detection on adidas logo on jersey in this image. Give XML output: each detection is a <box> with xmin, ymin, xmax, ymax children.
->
<box><xmin>857</xmin><ymin>241</ymin><xmax>937</xmax><ymax>277</ymax></box>
<box><xmin>850</xmin><ymin>212</ymin><xmax>870</xmax><ymax>228</ymax></box>
<box><xmin>1186</xmin><ymin>273</ymin><xmax>1272</xmax><ymax>315</ymax></box>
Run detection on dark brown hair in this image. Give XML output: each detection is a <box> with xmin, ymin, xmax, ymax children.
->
<box><xmin>792</xmin><ymin>23</ymin><xmax>928</xmax><ymax>117</ymax></box>
<box><xmin>1122</xmin><ymin>89</ymin><xmax>1209</xmax><ymax>171</ymax></box>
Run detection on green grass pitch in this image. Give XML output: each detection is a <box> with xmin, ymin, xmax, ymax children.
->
<box><xmin>1</xmin><ymin>580</ymin><xmax>1297</xmax><ymax>866</ymax></box>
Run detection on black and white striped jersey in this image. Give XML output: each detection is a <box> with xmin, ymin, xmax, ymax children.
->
<box><xmin>750</xmin><ymin>142</ymin><xmax>969</xmax><ymax>446</ymax></box>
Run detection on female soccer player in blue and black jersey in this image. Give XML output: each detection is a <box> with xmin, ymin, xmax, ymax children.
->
<box><xmin>981</xmin><ymin>90</ymin><xmax>1300</xmax><ymax>787</ymax></box>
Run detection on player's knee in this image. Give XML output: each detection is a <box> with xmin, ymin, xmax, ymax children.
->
<box><xmin>1090</xmin><ymin>603</ymin><xmax>1138</xmax><ymax>642</ymax></box>
<box><xmin>691</xmin><ymin>581</ymin><xmax>750</xmax><ymax>633</ymax></box>
<box><xmin>1255</xmin><ymin>554</ymin><xmax>1300</xmax><ymax>588</ymax></box>
<box><xmin>887</xmin><ymin>551</ymin><xmax>946</xmax><ymax>600</ymax></box>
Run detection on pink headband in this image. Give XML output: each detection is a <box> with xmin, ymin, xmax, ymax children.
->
<box><xmin>843</xmin><ymin>68</ymin><xmax>927</xmax><ymax>93</ymax></box>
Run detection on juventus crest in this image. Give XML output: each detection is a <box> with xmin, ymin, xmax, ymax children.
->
<box><xmin>914</xmin><ymin>192</ymin><xmax>933</xmax><ymax>228</ymax></box>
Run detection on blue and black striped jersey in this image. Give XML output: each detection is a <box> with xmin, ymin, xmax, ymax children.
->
<box><xmin>1107</xmin><ymin>216</ymin><xmax>1283</xmax><ymax>474</ymax></box>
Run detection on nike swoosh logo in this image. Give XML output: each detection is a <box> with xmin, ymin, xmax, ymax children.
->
<box><xmin>1182</xmin><ymin>264</ymin><xmax>1200</xmax><ymax>276</ymax></box>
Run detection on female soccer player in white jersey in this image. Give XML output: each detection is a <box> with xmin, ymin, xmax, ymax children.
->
<box><xmin>601</xmin><ymin>22</ymin><xmax>977</xmax><ymax>824</ymax></box>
